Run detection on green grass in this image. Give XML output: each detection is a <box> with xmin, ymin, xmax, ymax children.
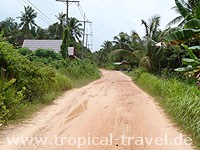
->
<box><xmin>6</xmin><ymin>103</ymin><xmax>46</xmax><ymax>124</ymax></box>
<box><xmin>4</xmin><ymin>75</ymin><xmax>100</xmax><ymax>125</ymax></box>
<box><xmin>127</xmin><ymin>69</ymin><xmax>200</xmax><ymax>148</ymax></box>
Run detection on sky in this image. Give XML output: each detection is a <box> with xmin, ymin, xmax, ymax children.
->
<box><xmin>0</xmin><ymin>0</ymin><xmax>178</xmax><ymax>51</ymax></box>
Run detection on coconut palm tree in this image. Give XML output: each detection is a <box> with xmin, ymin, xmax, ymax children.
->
<box><xmin>68</xmin><ymin>17</ymin><xmax>83</xmax><ymax>42</ymax></box>
<box><xmin>142</xmin><ymin>15</ymin><xmax>161</xmax><ymax>41</ymax></box>
<box><xmin>55</xmin><ymin>12</ymin><xmax>66</xmax><ymax>39</ymax></box>
<box><xmin>141</xmin><ymin>15</ymin><xmax>163</xmax><ymax>71</ymax></box>
<box><xmin>113</xmin><ymin>32</ymin><xmax>131</xmax><ymax>50</ymax></box>
<box><xmin>101</xmin><ymin>41</ymin><xmax>113</xmax><ymax>52</ymax></box>
<box><xmin>18</xmin><ymin>6</ymin><xmax>37</xmax><ymax>37</ymax></box>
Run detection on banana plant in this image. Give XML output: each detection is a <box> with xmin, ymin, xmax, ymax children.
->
<box><xmin>164</xmin><ymin>1</ymin><xmax>200</xmax><ymax>43</ymax></box>
<box><xmin>164</xmin><ymin>1</ymin><xmax>200</xmax><ymax>86</ymax></box>
<box><xmin>175</xmin><ymin>44</ymin><xmax>200</xmax><ymax>87</ymax></box>
<box><xmin>175</xmin><ymin>44</ymin><xmax>200</xmax><ymax>74</ymax></box>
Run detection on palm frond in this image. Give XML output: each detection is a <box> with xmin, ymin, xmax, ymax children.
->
<box><xmin>167</xmin><ymin>16</ymin><xmax>183</xmax><ymax>27</ymax></box>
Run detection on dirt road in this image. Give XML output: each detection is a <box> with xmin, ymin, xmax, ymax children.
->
<box><xmin>0</xmin><ymin>70</ymin><xmax>194</xmax><ymax>150</ymax></box>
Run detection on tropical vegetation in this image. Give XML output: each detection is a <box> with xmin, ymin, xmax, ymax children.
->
<box><xmin>0</xmin><ymin>6</ymin><xmax>99</xmax><ymax>125</ymax></box>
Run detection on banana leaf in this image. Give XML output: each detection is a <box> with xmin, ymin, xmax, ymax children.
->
<box><xmin>175</xmin><ymin>65</ymin><xmax>193</xmax><ymax>72</ymax></box>
<box><xmin>164</xmin><ymin>28</ymin><xmax>200</xmax><ymax>42</ymax></box>
<box><xmin>175</xmin><ymin>0</ymin><xmax>192</xmax><ymax>20</ymax></box>
<box><xmin>182</xmin><ymin>58</ymin><xmax>200</xmax><ymax>66</ymax></box>
<box><xmin>184</xmin><ymin>18</ymin><xmax>200</xmax><ymax>29</ymax></box>
<box><xmin>189</xmin><ymin>46</ymin><xmax>200</xmax><ymax>50</ymax></box>
<box><xmin>182</xmin><ymin>44</ymin><xmax>199</xmax><ymax>60</ymax></box>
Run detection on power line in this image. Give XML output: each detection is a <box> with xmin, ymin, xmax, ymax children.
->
<box><xmin>56</xmin><ymin>0</ymin><xmax>80</xmax><ymax>25</ymax></box>
<box><xmin>18</xmin><ymin>0</ymin><xmax>53</xmax><ymax>24</ymax></box>
<box><xmin>75</xmin><ymin>3</ymin><xmax>85</xmax><ymax>19</ymax></box>
<box><xmin>25</xmin><ymin>0</ymin><xmax>54</xmax><ymax>23</ymax></box>
<box><xmin>16</xmin><ymin>0</ymin><xmax>51</xmax><ymax>25</ymax></box>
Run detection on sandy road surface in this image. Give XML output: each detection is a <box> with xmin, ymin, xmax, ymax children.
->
<box><xmin>0</xmin><ymin>70</ymin><xmax>194</xmax><ymax>150</ymax></box>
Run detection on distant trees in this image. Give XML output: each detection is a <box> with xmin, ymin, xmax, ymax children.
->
<box><xmin>0</xmin><ymin>17</ymin><xmax>21</xmax><ymax>45</ymax></box>
<box><xmin>0</xmin><ymin>7</ymin><xmax>84</xmax><ymax>50</ymax></box>
<box><xmin>94</xmin><ymin>0</ymin><xmax>200</xmax><ymax>85</ymax></box>
<box><xmin>95</xmin><ymin>15</ymin><xmax>164</xmax><ymax>71</ymax></box>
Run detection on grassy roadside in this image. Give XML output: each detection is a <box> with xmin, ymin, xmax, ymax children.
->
<box><xmin>126</xmin><ymin>69</ymin><xmax>200</xmax><ymax>148</ymax></box>
<box><xmin>5</xmin><ymin>76</ymin><xmax>100</xmax><ymax>125</ymax></box>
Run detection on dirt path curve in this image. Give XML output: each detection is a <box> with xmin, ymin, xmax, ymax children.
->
<box><xmin>0</xmin><ymin>70</ymin><xmax>194</xmax><ymax>150</ymax></box>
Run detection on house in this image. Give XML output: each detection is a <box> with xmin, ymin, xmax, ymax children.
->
<box><xmin>22</xmin><ymin>40</ymin><xmax>62</xmax><ymax>53</ymax></box>
<box><xmin>113</xmin><ymin>60</ymin><xmax>131</xmax><ymax>71</ymax></box>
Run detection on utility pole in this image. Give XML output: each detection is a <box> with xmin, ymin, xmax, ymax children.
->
<box><xmin>79</xmin><ymin>14</ymin><xmax>92</xmax><ymax>59</ymax></box>
<box><xmin>56</xmin><ymin>0</ymin><xmax>80</xmax><ymax>24</ymax></box>
<box><xmin>85</xmin><ymin>33</ymin><xmax>92</xmax><ymax>50</ymax></box>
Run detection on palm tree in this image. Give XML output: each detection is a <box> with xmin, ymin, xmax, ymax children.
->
<box><xmin>130</xmin><ymin>30</ymin><xmax>146</xmax><ymax>51</ymax></box>
<box><xmin>101</xmin><ymin>41</ymin><xmax>113</xmax><ymax>52</ymax></box>
<box><xmin>141</xmin><ymin>15</ymin><xmax>163</xmax><ymax>71</ymax></box>
<box><xmin>108</xmin><ymin>15</ymin><xmax>162</xmax><ymax>71</ymax></box>
<box><xmin>141</xmin><ymin>15</ymin><xmax>161</xmax><ymax>44</ymax></box>
<box><xmin>113</xmin><ymin>32</ymin><xmax>131</xmax><ymax>50</ymax></box>
<box><xmin>18</xmin><ymin>6</ymin><xmax>37</xmax><ymax>37</ymax></box>
<box><xmin>55</xmin><ymin>12</ymin><xmax>66</xmax><ymax>39</ymax></box>
<box><xmin>111</xmin><ymin>15</ymin><xmax>162</xmax><ymax>71</ymax></box>
<box><xmin>141</xmin><ymin>15</ymin><xmax>161</xmax><ymax>41</ymax></box>
<box><xmin>47</xmin><ymin>23</ymin><xmax>58</xmax><ymax>39</ymax></box>
<box><xmin>97</xmin><ymin>41</ymin><xmax>113</xmax><ymax>64</ymax></box>
<box><xmin>68</xmin><ymin>17</ymin><xmax>83</xmax><ymax>42</ymax></box>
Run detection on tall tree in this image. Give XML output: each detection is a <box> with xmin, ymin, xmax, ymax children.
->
<box><xmin>68</xmin><ymin>17</ymin><xmax>83</xmax><ymax>42</ymax></box>
<box><xmin>18</xmin><ymin>6</ymin><xmax>37</xmax><ymax>38</ymax></box>
<box><xmin>55</xmin><ymin>12</ymin><xmax>66</xmax><ymax>39</ymax></box>
<box><xmin>101</xmin><ymin>41</ymin><xmax>113</xmax><ymax>52</ymax></box>
<box><xmin>36</xmin><ymin>27</ymin><xmax>48</xmax><ymax>39</ymax></box>
<box><xmin>141</xmin><ymin>15</ymin><xmax>162</xmax><ymax>71</ymax></box>
<box><xmin>113</xmin><ymin>32</ymin><xmax>131</xmax><ymax>50</ymax></box>
<box><xmin>0</xmin><ymin>17</ymin><xmax>21</xmax><ymax>45</ymax></box>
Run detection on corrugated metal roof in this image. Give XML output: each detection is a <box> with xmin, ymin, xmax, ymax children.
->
<box><xmin>22</xmin><ymin>40</ymin><xmax>62</xmax><ymax>53</ymax></box>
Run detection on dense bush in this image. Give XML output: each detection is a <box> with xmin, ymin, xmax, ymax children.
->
<box><xmin>52</xmin><ymin>73</ymin><xmax>72</xmax><ymax>92</ymax></box>
<box><xmin>63</xmin><ymin>59</ymin><xmax>100</xmax><ymax>79</ymax></box>
<box><xmin>0</xmin><ymin>78</ymin><xmax>25</xmax><ymax>124</ymax></box>
<box><xmin>0</xmin><ymin>42</ymin><xmax>99</xmax><ymax>124</ymax></box>
<box><xmin>128</xmin><ymin>69</ymin><xmax>200</xmax><ymax>146</ymax></box>
<box><xmin>18</xmin><ymin>48</ymin><xmax>68</xmax><ymax>70</ymax></box>
<box><xmin>0</xmin><ymin>42</ymin><xmax>57</xmax><ymax>102</ymax></box>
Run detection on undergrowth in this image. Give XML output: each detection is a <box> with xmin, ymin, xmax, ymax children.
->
<box><xmin>128</xmin><ymin>69</ymin><xmax>200</xmax><ymax>148</ymax></box>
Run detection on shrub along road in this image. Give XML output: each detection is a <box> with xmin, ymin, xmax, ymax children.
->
<box><xmin>0</xmin><ymin>70</ymin><xmax>195</xmax><ymax>150</ymax></box>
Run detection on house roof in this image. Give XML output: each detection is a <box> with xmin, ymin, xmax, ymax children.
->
<box><xmin>22</xmin><ymin>40</ymin><xmax>62</xmax><ymax>53</ymax></box>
